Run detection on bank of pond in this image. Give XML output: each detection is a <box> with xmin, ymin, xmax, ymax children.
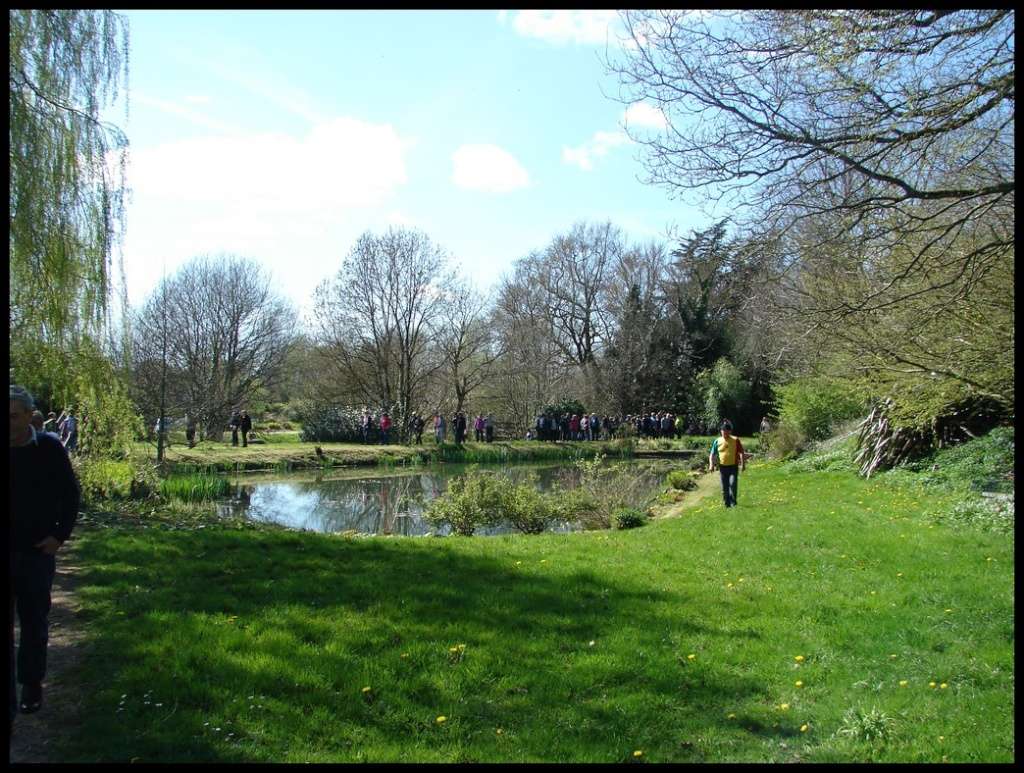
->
<box><xmin>157</xmin><ymin>458</ymin><xmax>696</xmax><ymax>537</ymax></box>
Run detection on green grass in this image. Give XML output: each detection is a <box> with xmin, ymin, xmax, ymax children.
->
<box><xmin>129</xmin><ymin>439</ymin><xmax>634</xmax><ymax>475</ymax></box>
<box><xmin>60</xmin><ymin>458</ymin><xmax>1013</xmax><ymax>762</ymax></box>
<box><xmin>159</xmin><ymin>472</ymin><xmax>233</xmax><ymax>502</ymax></box>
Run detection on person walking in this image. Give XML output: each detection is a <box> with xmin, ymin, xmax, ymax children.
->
<box><xmin>229</xmin><ymin>410</ymin><xmax>241</xmax><ymax>447</ymax></box>
<box><xmin>454</xmin><ymin>411</ymin><xmax>467</xmax><ymax>445</ymax></box>
<box><xmin>58</xmin><ymin>410</ymin><xmax>78</xmax><ymax>454</ymax></box>
<box><xmin>434</xmin><ymin>412</ymin><xmax>446</xmax><ymax>444</ymax></box>
<box><xmin>240</xmin><ymin>411</ymin><xmax>253</xmax><ymax>447</ymax></box>
<box><xmin>10</xmin><ymin>385</ymin><xmax>81</xmax><ymax>726</ymax></box>
<box><xmin>474</xmin><ymin>414</ymin><xmax>485</xmax><ymax>443</ymax></box>
<box><xmin>484</xmin><ymin>414</ymin><xmax>494</xmax><ymax>443</ymax></box>
<box><xmin>708</xmin><ymin>419</ymin><xmax>746</xmax><ymax>508</ymax></box>
<box><xmin>379</xmin><ymin>412</ymin><xmax>392</xmax><ymax>444</ymax></box>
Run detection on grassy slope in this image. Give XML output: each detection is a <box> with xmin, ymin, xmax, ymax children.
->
<box><xmin>61</xmin><ymin>456</ymin><xmax>1013</xmax><ymax>763</ymax></box>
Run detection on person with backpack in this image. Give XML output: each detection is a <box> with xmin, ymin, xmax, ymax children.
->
<box><xmin>708</xmin><ymin>419</ymin><xmax>746</xmax><ymax>508</ymax></box>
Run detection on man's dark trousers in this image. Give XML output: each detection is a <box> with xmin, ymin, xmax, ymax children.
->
<box><xmin>12</xmin><ymin>550</ymin><xmax>57</xmax><ymax>695</ymax></box>
<box><xmin>719</xmin><ymin>465</ymin><xmax>739</xmax><ymax>507</ymax></box>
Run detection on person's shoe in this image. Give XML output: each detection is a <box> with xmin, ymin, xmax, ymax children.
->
<box><xmin>19</xmin><ymin>683</ymin><xmax>42</xmax><ymax>714</ymax></box>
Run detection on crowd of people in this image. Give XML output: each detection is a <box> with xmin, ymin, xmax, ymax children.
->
<box><xmin>529</xmin><ymin>411</ymin><xmax>707</xmax><ymax>442</ymax></box>
<box><xmin>357</xmin><ymin>410</ymin><xmax>497</xmax><ymax>445</ymax></box>
<box><xmin>352</xmin><ymin>407</ymin><xmax>731</xmax><ymax>445</ymax></box>
<box><xmin>27</xmin><ymin>407</ymin><xmax>79</xmax><ymax>454</ymax></box>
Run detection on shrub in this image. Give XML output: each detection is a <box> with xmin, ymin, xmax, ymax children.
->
<box><xmin>776</xmin><ymin>377</ymin><xmax>867</xmax><ymax>442</ymax></box>
<box><xmin>424</xmin><ymin>468</ymin><xmax>505</xmax><ymax>536</ymax></box>
<box><xmin>294</xmin><ymin>401</ymin><xmax>365</xmax><ymax>443</ymax></box>
<box><xmin>613</xmin><ymin>508</ymin><xmax>647</xmax><ymax>529</ymax></box>
<box><xmin>763</xmin><ymin>421</ymin><xmax>807</xmax><ymax>460</ymax></box>
<box><xmin>666</xmin><ymin>470</ymin><xmax>697</xmax><ymax>491</ymax></box>
<box><xmin>502</xmin><ymin>475</ymin><xmax>559</xmax><ymax>534</ymax></box>
<box><xmin>835</xmin><ymin>706</ymin><xmax>898</xmax><ymax>743</ymax></box>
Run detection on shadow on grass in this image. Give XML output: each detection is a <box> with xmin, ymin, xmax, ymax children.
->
<box><xmin>67</xmin><ymin>528</ymin><xmax>772</xmax><ymax>761</ymax></box>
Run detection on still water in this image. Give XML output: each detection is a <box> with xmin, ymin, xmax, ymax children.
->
<box><xmin>216</xmin><ymin>462</ymin><xmax>667</xmax><ymax>537</ymax></box>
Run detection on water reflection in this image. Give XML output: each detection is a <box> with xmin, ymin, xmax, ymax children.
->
<box><xmin>216</xmin><ymin>463</ymin><xmax>664</xmax><ymax>536</ymax></box>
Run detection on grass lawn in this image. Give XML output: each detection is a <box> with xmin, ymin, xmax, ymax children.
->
<box><xmin>61</xmin><ymin>459</ymin><xmax>1013</xmax><ymax>762</ymax></box>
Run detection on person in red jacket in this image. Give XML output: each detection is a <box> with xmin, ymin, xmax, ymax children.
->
<box><xmin>379</xmin><ymin>412</ymin><xmax>392</xmax><ymax>444</ymax></box>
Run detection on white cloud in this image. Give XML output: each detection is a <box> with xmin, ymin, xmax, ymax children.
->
<box><xmin>451</xmin><ymin>144</ymin><xmax>530</xmax><ymax>193</ymax></box>
<box><xmin>501</xmin><ymin>10</ymin><xmax>620</xmax><ymax>45</ymax></box>
<box><xmin>183</xmin><ymin>94</ymin><xmax>212</xmax><ymax>105</ymax></box>
<box><xmin>128</xmin><ymin>117</ymin><xmax>408</xmax><ymax>210</ymax></box>
<box><xmin>562</xmin><ymin>130</ymin><xmax>630</xmax><ymax>171</ymax></box>
<box><xmin>623</xmin><ymin>102</ymin><xmax>668</xmax><ymax>131</ymax></box>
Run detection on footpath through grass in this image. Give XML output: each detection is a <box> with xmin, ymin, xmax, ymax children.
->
<box><xmin>62</xmin><ymin>459</ymin><xmax>1013</xmax><ymax>762</ymax></box>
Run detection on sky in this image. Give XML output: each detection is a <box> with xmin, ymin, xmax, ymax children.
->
<box><xmin>106</xmin><ymin>10</ymin><xmax>712</xmax><ymax>319</ymax></box>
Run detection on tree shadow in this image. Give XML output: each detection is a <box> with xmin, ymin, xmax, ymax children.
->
<box><xmin>66</xmin><ymin>528</ymin><xmax>780</xmax><ymax>761</ymax></box>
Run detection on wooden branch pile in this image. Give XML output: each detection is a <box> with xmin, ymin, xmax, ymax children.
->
<box><xmin>855</xmin><ymin>395</ymin><xmax>1010</xmax><ymax>478</ymax></box>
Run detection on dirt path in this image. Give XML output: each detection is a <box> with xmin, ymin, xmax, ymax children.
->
<box><xmin>9</xmin><ymin>543</ymin><xmax>88</xmax><ymax>763</ymax></box>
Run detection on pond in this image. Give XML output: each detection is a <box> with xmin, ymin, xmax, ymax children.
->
<box><xmin>216</xmin><ymin>460</ymin><xmax>671</xmax><ymax>536</ymax></box>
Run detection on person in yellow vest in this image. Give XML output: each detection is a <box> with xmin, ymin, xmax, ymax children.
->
<box><xmin>708</xmin><ymin>419</ymin><xmax>746</xmax><ymax>508</ymax></box>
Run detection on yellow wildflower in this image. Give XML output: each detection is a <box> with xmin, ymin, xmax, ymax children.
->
<box><xmin>794</xmin><ymin>655</ymin><xmax>804</xmax><ymax>663</ymax></box>
<box><xmin>436</xmin><ymin>715</ymin><xmax>447</xmax><ymax>724</ymax></box>
<box><xmin>633</xmin><ymin>750</ymin><xmax>644</xmax><ymax>758</ymax></box>
<box><xmin>940</xmin><ymin>683</ymin><xmax>948</xmax><ymax>689</ymax></box>
<box><xmin>361</xmin><ymin>686</ymin><xmax>372</xmax><ymax>693</ymax></box>
<box><xmin>800</xmin><ymin>724</ymin><xmax>809</xmax><ymax>733</ymax></box>
<box><xmin>899</xmin><ymin>680</ymin><xmax>908</xmax><ymax>687</ymax></box>
<box><xmin>687</xmin><ymin>653</ymin><xmax>696</xmax><ymax>660</ymax></box>
<box><xmin>779</xmin><ymin>703</ymin><xmax>790</xmax><ymax>710</ymax></box>
<box><xmin>795</xmin><ymin>680</ymin><xmax>803</xmax><ymax>688</ymax></box>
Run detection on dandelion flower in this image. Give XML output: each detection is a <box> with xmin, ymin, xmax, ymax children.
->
<box><xmin>795</xmin><ymin>680</ymin><xmax>803</xmax><ymax>688</ymax></box>
<box><xmin>794</xmin><ymin>655</ymin><xmax>804</xmax><ymax>663</ymax></box>
<box><xmin>496</xmin><ymin>728</ymin><xmax>503</xmax><ymax>735</ymax></box>
<box><xmin>929</xmin><ymin>681</ymin><xmax>937</xmax><ymax>688</ymax></box>
<box><xmin>889</xmin><ymin>654</ymin><xmax>898</xmax><ymax>659</ymax></box>
<box><xmin>633</xmin><ymin>750</ymin><xmax>644</xmax><ymax>758</ymax></box>
<box><xmin>800</xmin><ymin>724</ymin><xmax>809</xmax><ymax>732</ymax></box>
<box><xmin>779</xmin><ymin>703</ymin><xmax>790</xmax><ymax>710</ymax></box>
<box><xmin>361</xmin><ymin>686</ymin><xmax>372</xmax><ymax>693</ymax></box>
<box><xmin>727</xmin><ymin>713</ymin><xmax>736</xmax><ymax>719</ymax></box>
<box><xmin>940</xmin><ymin>683</ymin><xmax>948</xmax><ymax>689</ymax></box>
<box><xmin>938</xmin><ymin>735</ymin><xmax>945</xmax><ymax>742</ymax></box>
<box><xmin>944</xmin><ymin>609</ymin><xmax>953</xmax><ymax>613</ymax></box>
<box><xmin>896</xmin><ymin>572</ymin><xmax>903</xmax><ymax>577</ymax></box>
<box><xmin>687</xmin><ymin>653</ymin><xmax>696</xmax><ymax>660</ymax></box>
<box><xmin>899</xmin><ymin>680</ymin><xmax>908</xmax><ymax>687</ymax></box>
<box><xmin>436</xmin><ymin>715</ymin><xmax>447</xmax><ymax>724</ymax></box>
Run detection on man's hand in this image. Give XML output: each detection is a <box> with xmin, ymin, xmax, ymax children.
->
<box><xmin>34</xmin><ymin>536</ymin><xmax>62</xmax><ymax>555</ymax></box>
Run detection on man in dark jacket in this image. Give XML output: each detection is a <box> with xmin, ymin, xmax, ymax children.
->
<box><xmin>229</xmin><ymin>410</ymin><xmax>241</xmax><ymax>446</ymax></box>
<box><xmin>240</xmin><ymin>411</ymin><xmax>253</xmax><ymax>447</ymax></box>
<box><xmin>10</xmin><ymin>385</ymin><xmax>80</xmax><ymax>727</ymax></box>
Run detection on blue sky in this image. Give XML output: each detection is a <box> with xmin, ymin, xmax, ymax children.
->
<box><xmin>108</xmin><ymin>10</ymin><xmax>711</xmax><ymax>316</ymax></box>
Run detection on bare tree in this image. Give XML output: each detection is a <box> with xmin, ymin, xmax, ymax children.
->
<box><xmin>608</xmin><ymin>10</ymin><xmax>1013</xmax><ymax>309</ymax></box>
<box><xmin>434</xmin><ymin>279</ymin><xmax>500</xmax><ymax>416</ymax></box>
<box><xmin>132</xmin><ymin>254</ymin><xmax>298</xmax><ymax>438</ymax></box>
<box><xmin>312</xmin><ymin>228</ymin><xmax>452</xmax><ymax>439</ymax></box>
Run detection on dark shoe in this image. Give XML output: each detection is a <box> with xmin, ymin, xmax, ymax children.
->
<box><xmin>19</xmin><ymin>683</ymin><xmax>42</xmax><ymax>714</ymax></box>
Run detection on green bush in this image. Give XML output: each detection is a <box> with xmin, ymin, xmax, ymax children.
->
<box><xmin>666</xmin><ymin>470</ymin><xmax>697</xmax><ymax>490</ymax></box>
<box><xmin>613</xmin><ymin>507</ymin><xmax>647</xmax><ymax>530</ymax></box>
<box><xmin>76</xmin><ymin>458</ymin><xmax>136</xmax><ymax>504</ymax></box>
<box><xmin>762</xmin><ymin>421</ymin><xmax>807</xmax><ymax>460</ymax></box>
<box><xmin>776</xmin><ymin>377</ymin><xmax>866</xmax><ymax>442</ymax></box>
<box><xmin>424</xmin><ymin>468</ymin><xmax>506</xmax><ymax>536</ymax></box>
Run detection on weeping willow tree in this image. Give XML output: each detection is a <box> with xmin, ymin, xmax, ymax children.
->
<box><xmin>9</xmin><ymin>9</ymin><xmax>130</xmax><ymax>408</ymax></box>
<box><xmin>10</xmin><ymin>10</ymin><xmax>140</xmax><ymax>468</ymax></box>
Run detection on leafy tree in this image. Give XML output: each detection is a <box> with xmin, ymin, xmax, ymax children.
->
<box><xmin>10</xmin><ymin>10</ymin><xmax>130</xmax><ymax>398</ymax></box>
<box><xmin>693</xmin><ymin>358</ymin><xmax>753</xmax><ymax>432</ymax></box>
